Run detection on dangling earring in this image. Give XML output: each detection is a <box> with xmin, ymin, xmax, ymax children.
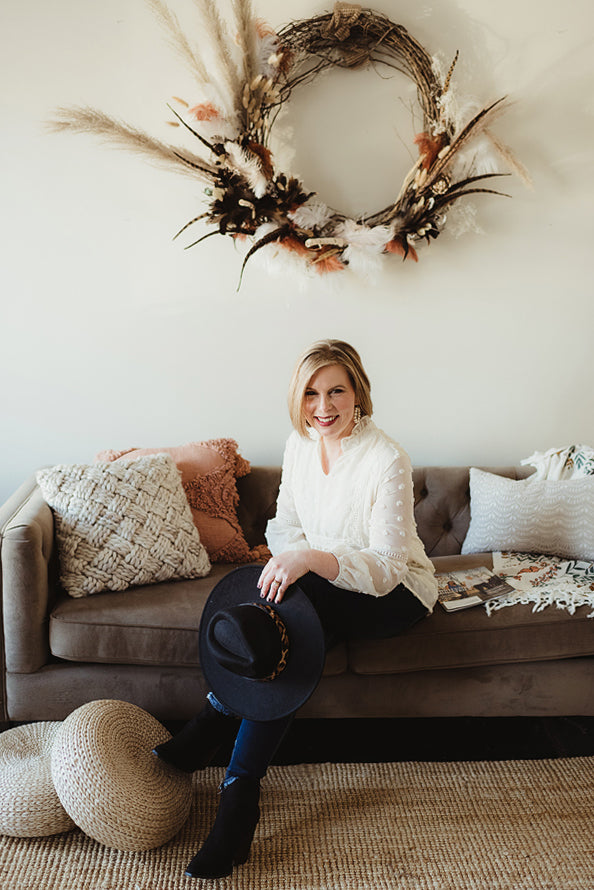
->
<box><xmin>353</xmin><ymin>406</ymin><xmax>362</xmax><ymax>425</ymax></box>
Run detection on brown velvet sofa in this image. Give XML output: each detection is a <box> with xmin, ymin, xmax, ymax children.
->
<box><xmin>2</xmin><ymin>465</ymin><xmax>594</xmax><ymax>725</ymax></box>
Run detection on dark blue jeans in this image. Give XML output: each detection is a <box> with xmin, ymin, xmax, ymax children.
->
<box><xmin>212</xmin><ymin>571</ymin><xmax>429</xmax><ymax>781</ymax></box>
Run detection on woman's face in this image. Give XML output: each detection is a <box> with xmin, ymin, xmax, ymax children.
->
<box><xmin>303</xmin><ymin>364</ymin><xmax>357</xmax><ymax>443</ymax></box>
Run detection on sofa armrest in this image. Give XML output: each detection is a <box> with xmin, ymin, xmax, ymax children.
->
<box><xmin>1</xmin><ymin>475</ymin><xmax>55</xmax><ymax>686</ymax></box>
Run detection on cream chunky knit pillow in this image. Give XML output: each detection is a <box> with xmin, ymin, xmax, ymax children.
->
<box><xmin>37</xmin><ymin>454</ymin><xmax>211</xmax><ymax>597</ymax></box>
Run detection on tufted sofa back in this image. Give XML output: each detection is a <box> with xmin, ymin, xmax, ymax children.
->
<box><xmin>237</xmin><ymin>465</ymin><xmax>534</xmax><ymax>559</ymax></box>
<box><xmin>411</xmin><ymin>466</ymin><xmax>533</xmax><ymax>557</ymax></box>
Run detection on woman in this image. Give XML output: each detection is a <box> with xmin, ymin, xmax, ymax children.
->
<box><xmin>154</xmin><ymin>339</ymin><xmax>438</xmax><ymax>880</ymax></box>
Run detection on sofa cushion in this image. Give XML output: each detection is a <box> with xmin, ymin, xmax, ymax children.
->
<box><xmin>97</xmin><ymin>440</ymin><xmax>271</xmax><ymax>564</ymax></box>
<box><xmin>348</xmin><ymin>553</ymin><xmax>594</xmax><ymax>675</ymax></box>
<box><xmin>36</xmin><ymin>455</ymin><xmax>211</xmax><ymax>598</ymax></box>
<box><xmin>48</xmin><ymin>564</ymin><xmax>347</xmax><ymax>678</ymax></box>
<box><xmin>348</xmin><ymin>600</ymin><xmax>594</xmax><ymax>675</ymax></box>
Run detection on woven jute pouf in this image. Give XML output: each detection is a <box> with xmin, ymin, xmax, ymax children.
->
<box><xmin>50</xmin><ymin>700</ymin><xmax>193</xmax><ymax>851</ymax></box>
<box><xmin>0</xmin><ymin>721</ymin><xmax>75</xmax><ymax>838</ymax></box>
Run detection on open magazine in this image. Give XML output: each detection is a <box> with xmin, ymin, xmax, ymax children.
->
<box><xmin>436</xmin><ymin>566</ymin><xmax>516</xmax><ymax>612</ymax></box>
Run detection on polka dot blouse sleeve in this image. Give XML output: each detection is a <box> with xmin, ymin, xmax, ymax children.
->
<box><xmin>265</xmin><ymin>435</ymin><xmax>311</xmax><ymax>555</ymax></box>
<box><xmin>332</xmin><ymin>449</ymin><xmax>415</xmax><ymax>596</ymax></box>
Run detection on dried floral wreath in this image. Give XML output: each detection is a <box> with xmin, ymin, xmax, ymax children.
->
<box><xmin>51</xmin><ymin>1</ymin><xmax>526</xmax><ymax>286</ymax></box>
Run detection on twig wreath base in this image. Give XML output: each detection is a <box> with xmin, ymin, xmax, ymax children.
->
<box><xmin>51</xmin><ymin>1</ymin><xmax>525</xmax><ymax>288</ymax></box>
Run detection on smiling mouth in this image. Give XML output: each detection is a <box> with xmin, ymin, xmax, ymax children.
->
<box><xmin>315</xmin><ymin>416</ymin><xmax>338</xmax><ymax>427</ymax></box>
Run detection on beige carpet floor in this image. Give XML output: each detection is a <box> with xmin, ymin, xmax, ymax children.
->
<box><xmin>2</xmin><ymin>758</ymin><xmax>594</xmax><ymax>889</ymax></box>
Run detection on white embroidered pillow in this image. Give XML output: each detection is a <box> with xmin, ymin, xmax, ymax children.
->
<box><xmin>462</xmin><ymin>468</ymin><xmax>594</xmax><ymax>560</ymax></box>
<box><xmin>36</xmin><ymin>454</ymin><xmax>211</xmax><ymax>597</ymax></box>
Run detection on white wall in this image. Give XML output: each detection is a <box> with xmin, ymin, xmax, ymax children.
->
<box><xmin>1</xmin><ymin>0</ymin><xmax>593</xmax><ymax>502</ymax></box>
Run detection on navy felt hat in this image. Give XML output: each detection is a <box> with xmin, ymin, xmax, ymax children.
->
<box><xmin>199</xmin><ymin>565</ymin><xmax>325</xmax><ymax>721</ymax></box>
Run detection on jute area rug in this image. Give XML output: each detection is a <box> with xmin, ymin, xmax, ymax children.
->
<box><xmin>2</xmin><ymin>758</ymin><xmax>593</xmax><ymax>890</ymax></box>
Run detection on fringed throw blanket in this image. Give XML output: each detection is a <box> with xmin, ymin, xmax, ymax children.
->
<box><xmin>488</xmin><ymin>551</ymin><xmax>594</xmax><ymax>618</ymax></box>
<box><xmin>487</xmin><ymin>443</ymin><xmax>594</xmax><ymax>617</ymax></box>
<box><xmin>521</xmin><ymin>444</ymin><xmax>594</xmax><ymax>480</ymax></box>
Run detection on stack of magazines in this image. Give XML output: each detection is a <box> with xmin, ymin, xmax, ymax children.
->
<box><xmin>436</xmin><ymin>567</ymin><xmax>516</xmax><ymax>612</ymax></box>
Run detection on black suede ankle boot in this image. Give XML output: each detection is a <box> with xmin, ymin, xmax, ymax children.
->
<box><xmin>152</xmin><ymin>700</ymin><xmax>236</xmax><ymax>773</ymax></box>
<box><xmin>185</xmin><ymin>776</ymin><xmax>261</xmax><ymax>880</ymax></box>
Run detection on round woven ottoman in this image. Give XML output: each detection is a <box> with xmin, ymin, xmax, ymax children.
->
<box><xmin>0</xmin><ymin>721</ymin><xmax>75</xmax><ymax>837</ymax></box>
<box><xmin>50</xmin><ymin>700</ymin><xmax>193</xmax><ymax>851</ymax></box>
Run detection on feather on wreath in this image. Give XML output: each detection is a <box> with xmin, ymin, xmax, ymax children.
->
<box><xmin>49</xmin><ymin>1</ymin><xmax>528</xmax><ymax>288</ymax></box>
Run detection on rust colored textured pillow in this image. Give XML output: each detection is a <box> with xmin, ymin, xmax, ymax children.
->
<box><xmin>96</xmin><ymin>439</ymin><xmax>271</xmax><ymax>564</ymax></box>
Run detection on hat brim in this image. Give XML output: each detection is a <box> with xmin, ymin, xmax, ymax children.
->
<box><xmin>199</xmin><ymin>566</ymin><xmax>325</xmax><ymax>721</ymax></box>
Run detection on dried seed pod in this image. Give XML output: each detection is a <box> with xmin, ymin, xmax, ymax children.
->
<box><xmin>431</xmin><ymin>179</ymin><xmax>448</xmax><ymax>195</ymax></box>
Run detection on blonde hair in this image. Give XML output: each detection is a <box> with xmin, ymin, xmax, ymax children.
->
<box><xmin>288</xmin><ymin>340</ymin><xmax>373</xmax><ymax>436</ymax></box>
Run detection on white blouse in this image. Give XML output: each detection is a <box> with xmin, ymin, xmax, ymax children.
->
<box><xmin>265</xmin><ymin>417</ymin><xmax>438</xmax><ymax>610</ymax></box>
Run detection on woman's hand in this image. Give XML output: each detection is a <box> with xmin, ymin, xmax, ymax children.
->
<box><xmin>258</xmin><ymin>550</ymin><xmax>340</xmax><ymax>603</ymax></box>
<box><xmin>258</xmin><ymin>552</ymin><xmax>312</xmax><ymax>603</ymax></box>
